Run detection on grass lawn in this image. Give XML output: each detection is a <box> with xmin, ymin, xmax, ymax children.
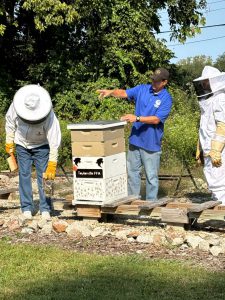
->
<box><xmin>0</xmin><ymin>241</ymin><xmax>224</xmax><ymax>300</ymax></box>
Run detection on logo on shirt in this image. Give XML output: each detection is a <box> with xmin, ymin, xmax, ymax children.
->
<box><xmin>154</xmin><ymin>99</ymin><xmax>161</xmax><ymax>108</ymax></box>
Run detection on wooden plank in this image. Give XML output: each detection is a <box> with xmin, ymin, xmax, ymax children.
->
<box><xmin>213</xmin><ymin>205</ymin><xmax>225</xmax><ymax>210</ymax></box>
<box><xmin>138</xmin><ymin>197</ymin><xmax>173</xmax><ymax>210</ymax></box>
<box><xmin>101</xmin><ymin>205</ymin><xmax>162</xmax><ymax>219</ymax></box>
<box><xmin>190</xmin><ymin>209</ymin><xmax>225</xmax><ymax>221</ymax></box>
<box><xmin>161</xmin><ymin>207</ymin><xmax>189</xmax><ymax>224</ymax></box>
<box><xmin>0</xmin><ymin>188</ymin><xmax>18</xmax><ymax>195</ymax></box>
<box><xmin>131</xmin><ymin>200</ymin><xmax>147</xmax><ymax>205</ymax></box>
<box><xmin>0</xmin><ymin>188</ymin><xmax>19</xmax><ymax>200</ymax></box>
<box><xmin>166</xmin><ymin>202</ymin><xmax>193</xmax><ymax>209</ymax></box>
<box><xmin>76</xmin><ymin>205</ymin><xmax>101</xmax><ymax>218</ymax></box>
<box><xmin>188</xmin><ymin>201</ymin><xmax>222</xmax><ymax>213</ymax></box>
<box><xmin>74</xmin><ymin>200</ymin><xmax>103</xmax><ymax>205</ymax></box>
<box><xmin>103</xmin><ymin>195</ymin><xmax>140</xmax><ymax>208</ymax></box>
<box><xmin>114</xmin><ymin>204</ymin><xmax>141</xmax><ymax>215</ymax></box>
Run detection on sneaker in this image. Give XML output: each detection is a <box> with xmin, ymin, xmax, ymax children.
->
<box><xmin>41</xmin><ymin>211</ymin><xmax>51</xmax><ymax>220</ymax></box>
<box><xmin>23</xmin><ymin>211</ymin><xmax>32</xmax><ymax>220</ymax></box>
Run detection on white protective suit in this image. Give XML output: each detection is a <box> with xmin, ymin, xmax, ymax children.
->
<box><xmin>193</xmin><ymin>66</ymin><xmax>225</xmax><ymax>204</ymax></box>
<box><xmin>5</xmin><ymin>104</ymin><xmax>61</xmax><ymax>162</ymax></box>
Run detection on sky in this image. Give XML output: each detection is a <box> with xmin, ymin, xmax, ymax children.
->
<box><xmin>157</xmin><ymin>0</ymin><xmax>225</xmax><ymax>63</ymax></box>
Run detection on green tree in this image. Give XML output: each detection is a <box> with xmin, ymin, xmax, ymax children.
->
<box><xmin>0</xmin><ymin>0</ymin><xmax>208</xmax><ymax>167</ymax></box>
<box><xmin>174</xmin><ymin>55</ymin><xmax>213</xmax><ymax>91</ymax></box>
<box><xmin>0</xmin><ymin>1</ymin><xmax>207</xmax><ymax>98</ymax></box>
<box><xmin>163</xmin><ymin>84</ymin><xmax>200</xmax><ymax>164</ymax></box>
<box><xmin>214</xmin><ymin>52</ymin><xmax>225</xmax><ymax>72</ymax></box>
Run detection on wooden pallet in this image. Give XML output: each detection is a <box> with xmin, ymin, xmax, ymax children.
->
<box><xmin>74</xmin><ymin>196</ymin><xmax>225</xmax><ymax>226</ymax></box>
<box><xmin>0</xmin><ymin>188</ymin><xmax>19</xmax><ymax>200</ymax></box>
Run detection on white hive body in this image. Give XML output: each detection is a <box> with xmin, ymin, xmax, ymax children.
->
<box><xmin>67</xmin><ymin>120</ymin><xmax>128</xmax><ymax>204</ymax></box>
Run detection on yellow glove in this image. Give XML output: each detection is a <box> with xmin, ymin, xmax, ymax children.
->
<box><xmin>5</xmin><ymin>143</ymin><xmax>14</xmax><ymax>155</ymax></box>
<box><xmin>43</xmin><ymin>161</ymin><xmax>57</xmax><ymax>180</ymax></box>
<box><xmin>207</xmin><ymin>140</ymin><xmax>224</xmax><ymax>167</ymax></box>
<box><xmin>206</xmin><ymin>122</ymin><xmax>225</xmax><ymax>167</ymax></box>
<box><xmin>195</xmin><ymin>138</ymin><xmax>203</xmax><ymax>166</ymax></box>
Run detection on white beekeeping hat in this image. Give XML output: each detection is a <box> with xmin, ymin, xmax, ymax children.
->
<box><xmin>13</xmin><ymin>84</ymin><xmax>52</xmax><ymax>122</ymax></box>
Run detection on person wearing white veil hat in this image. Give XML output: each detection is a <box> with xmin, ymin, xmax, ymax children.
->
<box><xmin>5</xmin><ymin>84</ymin><xmax>61</xmax><ymax>219</ymax></box>
<box><xmin>193</xmin><ymin>66</ymin><xmax>225</xmax><ymax>204</ymax></box>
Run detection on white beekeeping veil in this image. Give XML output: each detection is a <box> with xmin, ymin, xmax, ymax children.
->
<box><xmin>193</xmin><ymin>66</ymin><xmax>225</xmax><ymax>98</ymax></box>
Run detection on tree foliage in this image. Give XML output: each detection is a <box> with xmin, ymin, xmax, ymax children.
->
<box><xmin>174</xmin><ymin>55</ymin><xmax>213</xmax><ymax>90</ymax></box>
<box><xmin>214</xmin><ymin>52</ymin><xmax>225</xmax><ymax>72</ymax></box>
<box><xmin>163</xmin><ymin>84</ymin><xmax>200</xmax><ymax>163</ymax></box>
<box><xmin>0</xmin><ymin>0</ymin><xmax>208</xmax><ymax>166</ymax></box>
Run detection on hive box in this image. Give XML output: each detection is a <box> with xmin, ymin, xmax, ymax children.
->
<box><xmin>72</xmin><ymin>137</ymin><xmax>125</xmax><ymax>157</ymax></box>
<box><xmin>67</xmin><ymin>120</ymin><xmax>126</xmax><ymax>141</ymax></box>
<box><xmin>73</xmin><ymin>152</ymin><xmax>126</xmax><ymax>179</ymax></box>
<box><xmin>67</xmin><ymin>120</ymin><xmax>128</xmax><ymax>204</ymax></box>
<box><xmin>73</xmin><ymin>174</ymin><xmax>128</xmax><ymax>203</ymax></box>
<box><xmin>70</xmin><ymin>126</ymin><xmax>124</xmax><ymax>142</ymax></box>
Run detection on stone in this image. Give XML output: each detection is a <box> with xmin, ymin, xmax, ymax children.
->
<box><xmin>91</xmin><ymin>227</ymin><xmax>105</xmax><ymax>237</ymax></box>
<box><xmin>27</xmin><ymin>220</ymin><xmax>39</xmax><ymax>232</ymax></box>
<box><xmin>221</xmin><ymin>241</ymin><xmax>225</xmax><ymax>254</ymax></box>
<box><xmin>198</xmin><ymin>240</ymin><xmax>210</xmax><ymax>252</ymax></box>
<box><xmin>136</xmin><ymin>234</ymin><xmax>153</xmax><ymax>244</ymax></box>
<box><xmin>186</xmin><ymin>235</ymin><xmax>203</xmax><ymax>249</ymax></box>
<box><xmin>115</xmin><ymin>230</ymin><xmax>130</xmax><ymax>240</ymax></box>
<box><xmin>209</xmin><ymin>246</ymin><xmax>222</xmax><ymax>257</ymax></box>
<box><xmin>66</xmin><ymin>222</ymin><xmax>92</xmax><ymax>237</ymax></box>
<box><xmin>172</xmin><ymin>237</ymin><xmax>184</xmax><ymax>246</ymax></box>
<box><xmin>152</xmin><ymin>232</ymin><xmax>167</xmax><ymax>246</ymax></box>
<box><xmin>40</xmin><ymin>223</ymin><xmax>53</xmax><ymax>235</ymax></box>
<box><xmin>7</xmin><ymin>218</ymin><xmax>20</xmax><ymax>231</ymax></box>
<box><xmin>126</xmin><ymin>231</ymin><xmax>141</xmax><ymax>238</ymax></box>
<box><xmin>9</xmin><ymin>175</ymin><xmax>19</xmax><ymax>185</ymax></box>
<box><xmin>180</xmin><ymin>244</ymin><xmax>189</xmax><ymax>251</ymax></box>
<box><xmin>21</xmin><ymin>227</ymin><xmax>34</xmax><ymax>234</ymax></box>
<box><xmin>52</xmin><ymin>220</ymin><xmax>68</xmax><ymax>233</ymax></box>
<box><xmin>38</xmin><ymin>218</ymin><xmax>50</xmax><ymax>229</ymax></box>
<box><xmin>66</xmin><ymin>224</ymin><xmax>83</xmax><ymax>238</ymax></box>
<box><xmin>208</xmin><ymin>238</ymin><xmax>220</xmax><ymax>247</ymax></box>
<box><xmin>0</xmin><ymin>174</ymin><xmax>10</xmax><ymax>185</ymax></box>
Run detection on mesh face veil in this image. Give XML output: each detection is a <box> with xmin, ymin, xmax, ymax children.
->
<box><xmin>193</xmin><ymin>66</ymin><xmax>225</xmax><ymax>99</ymax></box>
<box><xmin>193</xmin><ymin>79</ymin><xmax>212</xmax><ymax>98</ymax></box>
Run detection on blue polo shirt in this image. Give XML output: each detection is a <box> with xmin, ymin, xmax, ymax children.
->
<box><xmin>126</xmin><ymin>84</ymin><xmax>172</xmax><ymax>152</ymax></box>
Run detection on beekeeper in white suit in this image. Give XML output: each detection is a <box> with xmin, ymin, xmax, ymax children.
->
<box><xmin>5</xmin><ymin>84</ymin><xmax>61</xmax><ymax>219</ymax></box>
<box><xmin>193</xmin><ymin>66</ymin><xmax>225</xmax><ymax>204</ymax></box>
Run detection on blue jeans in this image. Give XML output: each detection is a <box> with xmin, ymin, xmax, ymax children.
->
<box><xmin>127</xmin><ymin>144</ymin><xmax>161</xmax><ymax>201</ymax></box>
<box><xmin>16</xmin><ymin>144</ymin><xmax>51</xmax><ymax>213</ymax></box>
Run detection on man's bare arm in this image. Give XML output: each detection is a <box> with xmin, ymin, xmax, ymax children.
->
<box><xmin>96</xmin><ymin>89</ymin><xmax>128</xmax><ymax>99</ymax></box>
<box><xmin>121</xmin><ymin>114</ymin><xmax>160</xmax><ymax>124</ymax></box>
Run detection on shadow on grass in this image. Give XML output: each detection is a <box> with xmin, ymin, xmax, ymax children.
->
<box><xmin>6</xmin><ymin>265</ymin><xmax>225</xmax><ymax>300</ymax></box>
<box><xmin>1</xmin><ymin>243</ymin><xmax>224</xmax><ymax>300</ymax></box>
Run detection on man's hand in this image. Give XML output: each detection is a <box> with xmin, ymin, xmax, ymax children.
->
<box><xmin>205</xmin><ymin>150</ymin><xmax>222</xmax><ymax>167</ymax></box>
<box><xmin>120</xmin><ymin>114</ymin><xmax>137</xmax><ymax>123</ymax></box>
<box><xmin>43</xmin><ymin>161</ymin><xmax>57</xmax><ymax>180</ymax></box>
<box><xmin>96</xmin><ymin>89</ymin><xmax>112</xmax><ymax>99</ymax></box>
<box><xmin>5</xmin><ymin>143</ymin><xmax>14</xmax><ymax>155</ymax></box>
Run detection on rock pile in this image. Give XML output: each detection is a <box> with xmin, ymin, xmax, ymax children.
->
<box><xmin>0</xmin><ymin>212</ymin><xmax>224</xmax><ymax>257</ymax></box>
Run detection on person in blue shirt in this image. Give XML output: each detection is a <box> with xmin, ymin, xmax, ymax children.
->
<box><xmin>97</xmin><ymin>67</ymin><xmax>172</xmax><ymax>201</ymax></box>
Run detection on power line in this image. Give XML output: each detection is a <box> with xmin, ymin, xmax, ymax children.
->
<box><xmin>206</xmin><ymin>6</ymin><xmax>225</xmax><ymax>12</ymax></box>
<box><xmin>159</xmin><ymin>0</ymin><xmax>225</xmax><ymax>15</ymax></box>
<box><xmin>167</xmin><ymin>35</ymin><xmax>225</xmax><ymax>46</ymax></box>
<box><xmin>158</xmin><ymin>23</ymin><xmax>225</xmax><ymax>34</ymax></box>
<box><xmin>160</xmin><ymin>7</ymin><xmax>225</xmax><ymax>22</ymax></box>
